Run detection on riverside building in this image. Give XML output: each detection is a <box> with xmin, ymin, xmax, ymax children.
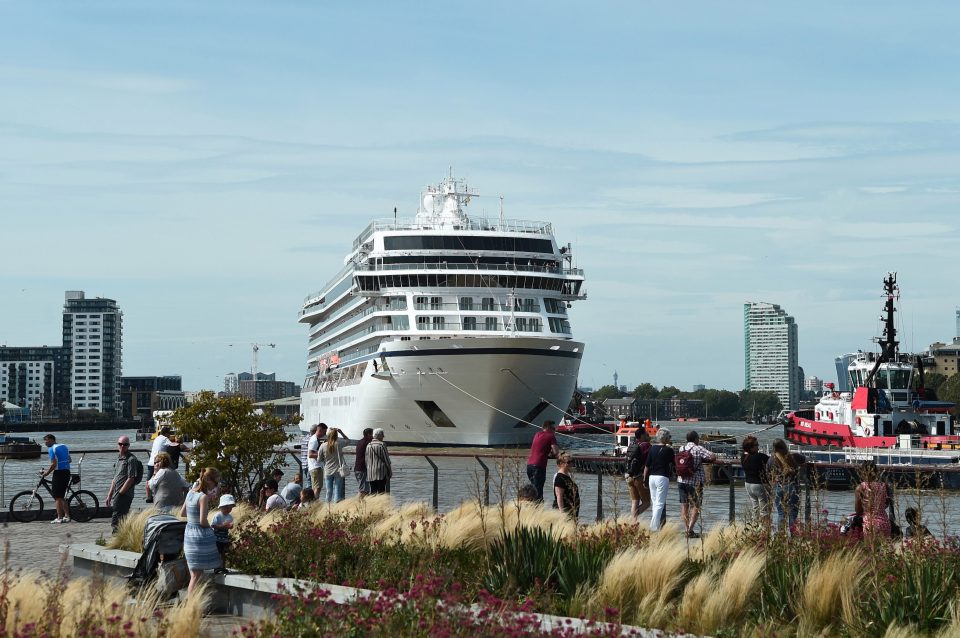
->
<box><xmin>62</xmin><ymin>291</ymin><xmax>123</xmax><ymax>416</ymax></box>
<box><xmin>744</xmin><ymin>301</ymin><xmax>800</xmax><ymax>410</ymax></box>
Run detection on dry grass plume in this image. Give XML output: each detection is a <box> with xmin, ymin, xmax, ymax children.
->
<box><xmin>591</xmin><ymin>539</ymin><xmax>688</xmax><ymax>626</ymax></box>
<box><xmin>798</xmin><ymin>550</ymin><xmax>865</xmax><ymax>634</ymax></box>
<box><xmin>105</xmin><ymin>506</ymin><xmax>164</xmax><ymax>552</ymax></box>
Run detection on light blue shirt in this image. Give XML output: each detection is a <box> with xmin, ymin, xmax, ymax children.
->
<box><xmin>48</xmin><ymin>443</ymin><xmax>70</xmax><ymax>471</ymax></box>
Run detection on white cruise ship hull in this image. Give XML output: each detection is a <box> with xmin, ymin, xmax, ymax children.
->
<box><xmin>299</xmin><ymin>336</ymin><xmax>583</xmax><ymax>446</ymax></box>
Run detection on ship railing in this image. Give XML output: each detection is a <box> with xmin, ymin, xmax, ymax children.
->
<box><xmin>355</xmin><ymin>262</ymin><xmax>583</xmax><ymax>277</ymax></box>
<box><xmin>353</xmin><ymin>217</ymin><xmax>556</xmax><ymax>249</ymax></box>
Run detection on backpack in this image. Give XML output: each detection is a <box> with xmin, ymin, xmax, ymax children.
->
<box><xmin>128</xmin><ymin>454</ymin><xmax>144</xmax><ymax>485</ymax></box>
<box><xmin>625</xmin><ymin>441</ymin><xmax>650</xmax><ymax>477</ymax></box>
<box><xmin>675</xmin><ymin>446</ymin><xmax>697</xmax><ymax>479</ymax></box>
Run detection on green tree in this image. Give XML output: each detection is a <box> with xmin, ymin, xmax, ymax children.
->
<box><xmin>659</xmin><ymin>386</ymin><xmax>682</xmax><ymax>399</ymax></box>
<box><xmin>171</xmin><ymin>391</ymin><xmax>292</xmax><ymax>503</ymax></box>
<box><xmin>631</xmin><ymin>383</ymin><xmax>659</xmax><ymax>400</ymax></box>
<box><xmin>913</xmin><ymin>372</ymin><xmax>948</xmax><ymax>395</ymax></box>
<box><xmin>936</xmin><ymin>374</ymin><xmax>960</xmax><ymax>415</ymax></box>
<box><xmin>592</xmin><ymin>384</ymin><xmax>624</xmax><ymax>401</ymax></box>
<box><xmin>703</xmin><ymin>389</ymin><xmax>741</xmax><ymax>419</ymax></box>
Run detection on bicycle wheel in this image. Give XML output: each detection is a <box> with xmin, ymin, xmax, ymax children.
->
<box><xmin>68</xmin><ymin>490</ymin><xmax>99</xmax><ymax>523</ymax></box>
<box><xmin>9</xmin><ymin>491</ymin><xmax>44</xmax><ymax>523</ymax></box>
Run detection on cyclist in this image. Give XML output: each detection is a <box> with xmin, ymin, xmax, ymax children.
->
<box><xmin>41</xmin><ymin>434</ymin><xmax>71</xmax><ymax>523</ymax></box>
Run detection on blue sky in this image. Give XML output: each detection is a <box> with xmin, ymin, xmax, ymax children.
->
<box><xmin>2</xmin><ymin>1</ymin><xmax>959</xmax><ymax>392</ymax></box>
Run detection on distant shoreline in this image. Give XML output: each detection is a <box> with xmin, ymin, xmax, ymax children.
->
<box><xmin>0</xmin><ymin>420</ymin><xmax>140</xmax><ymax>433</ymax></box>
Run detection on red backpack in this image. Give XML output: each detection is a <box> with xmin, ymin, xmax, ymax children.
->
<box><xmin>675</xmin><ymin>446</ymin><xmax>696</xmax><ymax>479</ymax></box>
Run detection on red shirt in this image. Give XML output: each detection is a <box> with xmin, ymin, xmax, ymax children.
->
<box><xmin>526</xmin><ymin>431</ymin><xmax>558</xmax><ymax>468</ymax></box>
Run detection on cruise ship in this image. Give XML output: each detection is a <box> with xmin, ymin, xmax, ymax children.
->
<box><xmin>298</xmin><ymin>174</ymin><xmax>587</xmax><ymax>446</ymax></box>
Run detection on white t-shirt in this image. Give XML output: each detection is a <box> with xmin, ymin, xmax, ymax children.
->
<box><xmin>307</xmin><ymin>434</ymin><xmax>321</xmax><ymax>470</ymax></box>
<box><xmin>150</xmin><ymin>434</ymin><xmax>170</xmax><ymax>466</ymax></box>
<box><xmin>265</xmin><ymin>493</ymin><xmax>287</xmax><ymax>511</ymax></box>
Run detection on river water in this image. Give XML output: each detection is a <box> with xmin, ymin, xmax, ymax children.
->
<box><xmin>4</xmin><ymin>422</ymin><xmax>958</xmax><ymax>537</ymax></box>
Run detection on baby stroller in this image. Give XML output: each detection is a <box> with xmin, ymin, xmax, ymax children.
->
<box><xmin>128</xmin><ymin>514</ymin><xmax>188</xmax><ymax>596</ymax></box>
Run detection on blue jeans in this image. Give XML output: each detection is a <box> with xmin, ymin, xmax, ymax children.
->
<box><xmin>526</xmin><ymin>465</ymin><xmax>547</xmax><ymax>502</ymax></box>
<box><xmin>325</xmin><ymin>473</ymin><xmax>345</xmax><ymax>503</ymax></box>
<box><xmin>775</xmin><ymin>483</ymin><xmax>799</xmax><ymax>531</ymax></box>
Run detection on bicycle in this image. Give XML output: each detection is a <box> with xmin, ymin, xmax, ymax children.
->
<box><xmin>8</xmin><ymin>454</ymin><xmax>100</xmax><ymax>523</ymax></box>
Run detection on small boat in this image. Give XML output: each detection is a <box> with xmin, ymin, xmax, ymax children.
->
<box><xmin>783</xmin><ymin>273</ymin><xmax>957</xmax><ymax>452</ymax></box>
<box><xmin>556</xmin><ymin>419</ymin><xmax>617</xmax><ymax>434</ymax></box>
<box><xmin>0</xmin><ymin>434</ymin><xmax>42</xmax><ymax>459</ymax></box>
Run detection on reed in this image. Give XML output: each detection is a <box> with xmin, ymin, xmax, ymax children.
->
<box><xmin>798</xmin><ymin>550</ymin><xmax>865</xmax><ymax>634</ymax></box>
<box><xmin>699</xmin><ymin>550</ymin><xmax>765</xmax><ymax>633</ymax></box>
<box><xmin>104</xmin><ymin>506</ymin><xmax>165</xmax><ymax>552</ymax></box>
<box><xmin>304</xmin><ymin>493</ymin><xmax>394</xmax><ymax>526</ymax></box>
<box><xmin>591</xmin><ymin>540</ymin><xmax>688</xmax><ymax>626</ymax></box>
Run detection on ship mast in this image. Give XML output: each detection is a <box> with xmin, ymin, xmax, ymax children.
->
<box><xmin>864</xmin><ymin>272</ymin><xmax>899</xmax><ymax>387</ymax></box>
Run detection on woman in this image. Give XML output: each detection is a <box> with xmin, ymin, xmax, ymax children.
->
<box><xmin>552</xmin><ymin>451</ymin><xmax>580</xmax><ymax>521</ymax></box>
<box><xmin>318</xmin><ymin>427</ymin><xmax>350</xmax><ymax>503</ymax></box>
<box><xmin>179</xmin><ymin>467</ymin><xmax>222</xmax><ymax>595</ymax></box>
<box><xmin>741</xmin><ymin>435</ymin><xmax>770</xmax><ymax>522</ymax></box>
<box><xmin>147</xmin><ymin>452</ymin><xmax>189</xmax><ymax>512</ymax></box>
<box><xmin>767</xmin><ymin>439</ymin><xmax>804</xmax><ymax>532</ymax></box>
<box><xmin>643</xmin><ymin>428</ymin><xmax>675</xmax><ymax>532</ymax></box>
<box><xmin>855</xmin><ymin>461</ymin><xmax>891</xmax><ymax>537</ymax></box>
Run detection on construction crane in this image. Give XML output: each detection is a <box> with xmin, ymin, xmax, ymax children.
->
<box><xmin>251</xmin><ymin>343</ymin><xmax>276</xmax><ymax>379</ymax></box>
<box><xmin>229</xmin><ymin>342</ymin><xmax>276</xmax><ymax>379</ymax></box>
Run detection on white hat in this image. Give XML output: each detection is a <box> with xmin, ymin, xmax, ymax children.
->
<box><xmin>218</xmin><ymin>494</ymin><xmax>236</xmax><ymax>508</ymax></box>
<box><xmin>373</xmin><ymin>428</ymin><xmax>385</xmax><ymax>438</ymax></box>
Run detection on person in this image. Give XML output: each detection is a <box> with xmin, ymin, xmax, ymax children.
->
<box><xmin>319</xmin><ymin>428</ymin><xmax>350</xmax><ymax>503</ymax></box>
<box><xmin>211</xmin><ymin>494</ymin><xmax>235</xmax><ymax>571</ymax></box>
<box><xmin>281</xmin><ymin>472</ymin><xmax>303</xmax><ymax>506</ymax></box>
<box><xmin>518</xmin><ymin>483</ymin><xmax>539</xmax><ymax>502</ymax></box>
<box><xmin>258</xmin><ymin>468</ymin><xmax>284</xmax><ymax>508</ymax></box>
<box><xmin>306</xmin><ymin>423</ymin><xmax>328</xmax><ymax>498</ymax></box>
<box><xmin>147</xmin><ymin>451</ymin><xmax>188</xmax><ymax>512</ymax></box>
<box><xmin>855</xmin><ymin>461</ymin><xmax>891</xmax><ymax>537</ymax></box>
<box><xmin>41</xmin><ymin>434</ymin><xmax>72</xmax><ymax>523</ymax></box>
<box><xmin>676</xmin><ymin>431</ymin><xmax>716</xmax><ymax>538</ymax></box>
<box><xmin>643</xmin><ymin>428</ymin><xmax>675</xmax><ymax>532</ymax></box>
<box><xmin>552</xmin><ymin>452</ymin><xmax>580</xmax><ymax>521</ymax></box>
<box><xmin>741</xmin><ymin>435</ymin><xmax>770</xmax><ymax>523</ymax></box>
<box><xmin>146</xmin><ymin>426</ymin><xmax>173</xmax><ymax>503</ymax></box>
<box><xmin>262</xmin><ymin>479</ymin><xmax>287</xmax><ymax>511</ymax></box>
<box><xmin>525</xmin><ymin>420</ymin><xmax>560</xmax><ymax>502</ymax></box>
<box><xmin>354</xmin><ymin>427</ymin><xmax>374</xmax><ymax>497</ymax></box>
<box><xmin>768</xmin><ymin>438</ymin><xmax>805</xmax><ymax>533</ymax></box>
<box><xmin>624</xmin><ymin>430</ymin><xmax>652</xmax><ymax>520</ymax></box>
<box><xmin>105</xmin><ymin>435</ymin><xmax>143</xmax><ymax>532</ymax></box>
<box><xmin>162</xmin><ymin>435</ymin><xmax>189</xmax><ymax>471</ymax></box>
<box><xmin>365</xmin><ymin>428</ymin><xmax>392</xmax><ymax>494</ymax></box>
<box><xmin>297</xmin><ymin>487</ymin><xmax>316</xmax><ymax>508</ymax></box>
<box><xmin>179</xmin><ymin>467</ymin><xmax>222</xmax><ymax>595</ymax></box>
<box><xmin>904</xmin><ymin>507</ymin><xmax>931</xmax><ymax>539</ymax></box>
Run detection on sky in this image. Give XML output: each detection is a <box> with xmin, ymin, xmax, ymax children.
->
<box><xmin>2</xmin><ymin>1</ymin><xmax>959</xmax><ymax>393</ymax></box>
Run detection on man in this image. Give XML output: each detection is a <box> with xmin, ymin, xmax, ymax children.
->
<box><xmin>307</xmin><ymin>423</ymin><xmax>328</xmax><ymax>497</ymax></box>
<box><xmin>281</xmin><ymin>472</ymin><xmax>303</xmax><ymax>506</ymax></box>
<box><xmin>677</xmin><ymin>430</ymin><xmax>716</xmax><ymax>538</ymax></box>
<box><xmin>525</xmin><ymin>420</ymin><xmax>560</xmax><ymax>502</ymax></box>
<box><xmin>365</xmin><ymin>428</ymin><xmax>392</xmax><ymax>494</ymax></box>
<box><xmin>162</xmin><ymin>435</ymin><xmax>189</xmax><ymax>471</ymax></box>
<box><xmin>258</xmin><ymin>468</ymin><xmax>284</xmax><ymax>508</ymax></box>
<box><xmin>41</xmin><ymin>434</ymin><xmax>71</xmax><ymax>523</ymax></box>
<box><xmin>145</xmin><ymin>426</ymin><xmax>172</xmax><ymax>503</ymax></box>
<box><xmin>105</xmin><ymin>435</ymin><xmax>144</xmax><ymax>533</ymax></box>
<box><xmin>353</xmin><ymin>427</ymin><xmax>374</xmax><ymax>497</ymax></box>
<box><xmin>624</xmin><ymin>430</ymin><xmax>652</xmax><ymax>520</ymax></box>
<box><xmin>262</xmin><ymin>479</ymin><xmax>287</xmax><ymax>511</ymax></box>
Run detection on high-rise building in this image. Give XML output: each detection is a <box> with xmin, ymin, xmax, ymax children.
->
<box><xmin>62</xmin><ymin>291</ymin><xmax>123</xmax><ymax>415</ymax></box>
<box><xmin>224</xmin><ymin>372</ymin><xmax>239</xmax><ymax>394</ymax></box>
<box><xmin>744</xmin><ymin>302</ymin><xmax>799</xmax><ymax>410</ymax></box>
<box><xmin>0</xmin><ymin>346</ymin><xmax>70</xmax><ymax>417</ymax></box>
<box><xmin>835</xmin><ymin>353</ymin><xmax>857</xmax><ymax>392</ymax></box>
<box><xmin>804</xmin><ymin>375</ymin><xmax>823</xmax><ymax>394</ymax></box>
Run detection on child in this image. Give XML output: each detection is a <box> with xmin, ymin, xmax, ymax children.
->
<box><xmin>297</xmin><ymin>487</ymin><xmax>316</xmax><ymax>509</ymax></box>
<box><xmin>211</xmin><ymin>494</ymin><xmax>236</xmax><ymax>572</ymax></box>
<box><xmin>905</xmin><ymin>507</ymin><xmax>931</xmax><ymax>539</ymax></box>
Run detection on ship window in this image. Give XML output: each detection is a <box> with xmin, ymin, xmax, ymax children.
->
<box><xmin>485</xmin><ymin>317</ymin><xmax>498</xmax><ymax>331</ymax></box>
<box><xmin>391</xmin><ymin>315</ymin><xmax>409</xmax><ymax>330</ymax></box>
<box><xmin>430</xmin><ymin>296</ymin><xmax>443</xmax><ymax>310</ymax></box>
<box><xmin>459</xmin><ymin>297</ymin><xmax>474</xmax><ymax>310</ymax></box>
<box><xmin>481</xmin><ymin>297</ymin><xmax>495</xmax><ymax>311</ymax></box>
<box><xmin>384</xmin><ymin>235</ymin><xmax>553</xmax><ymax>253</ymax></box>
<box><xmin>417</xmin><ymin>317</ymin><xmax>429</xmax><ymax>330</ymax></box>
<box><xmin>432</xmin><ymin>317</ymin><xmax>445</xmax><ymax>330</ymax></box>
<box><xmin>415</xmin><ymin>400</ymin><xmax>457</xmax><ymax>427</ymax></box>
<box><xmin>463</xmin><ymin>317</ymin><xmax>477</xmax><ymax>331</ymax></box>
<box><xmin>529</xmin><ymin>318</ymin><xmax>542</xmax><ymax>332</ymax></box>
<box><xmin>515</xmin><ymin>317</ymin><xmax>528</xmax><ymax>332</ymax></box>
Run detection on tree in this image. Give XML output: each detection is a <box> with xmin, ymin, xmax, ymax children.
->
<box><xmin>936</xmin><ymin>374</ymin><xmax>960</xmax><ymax>415</ymax></box>
<box><xmin>659</xmin><ymin>386</ymin><xmax>682</xmax><ymax>399</ymax></box>
<box><xmin>914</xmin><ymin>372</ymin><xmax>948</xmax><ymax>396</ymax></box>
<box><xmin>592</xmin><ymin>384</ymin><xmax>624</xmax><ymax>401</ymax></box>
<box><xmin>171</xmin><ymin>391</ymin><xmax>292</xmax><ymax>503</ymax></box>
<box><xmin>631</xmin><ymin>383</ymin><xmax>659</xmax><ymax>400</ymax></box>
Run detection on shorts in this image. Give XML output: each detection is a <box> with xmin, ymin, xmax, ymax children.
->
<box><xmin>51</xmin><ymin>469</ymin><xmax>71</xmax><ymax>499</ymax></box>
<box><xmin>626</xmin><ymin>476</ymin><xmax>650</xmax><ymax>502</ymax></box>
<box><xmin>678</xmin><ymin>482</ymin><xmax>703</xmax><ymax>506</ymax></box>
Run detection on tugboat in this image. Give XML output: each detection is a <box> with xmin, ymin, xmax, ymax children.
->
<box><xmin>0</xmin><ymin>434</ymin><xmax>42</xmax><ymax>459</ymax></box>
<box><xmin>783</xmin><ymin>273</ymin><xmax>956</xmax><ymax>450</ymax></box>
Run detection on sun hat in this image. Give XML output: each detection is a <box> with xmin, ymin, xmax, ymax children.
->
<box><xmin>218</xmin><ymin>494</ymin><xmax>236</xmax><ymax>508</ymax></box>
